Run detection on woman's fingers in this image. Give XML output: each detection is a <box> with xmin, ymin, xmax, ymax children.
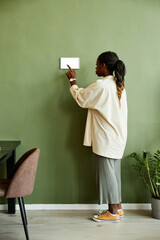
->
<box><xmin>67</xmin><ymin>65</ymin><xmax>72</xmax><ymax>71</ymax></box>
<box><xmin>67</xmin><ymin>65</ymin><xmax>75</xmax><ymax>73</ymax></box>
<box><xmin>66</xmin><ymin>71</ymin><xmax>71</xmax><ymax>78</ymax></box>
<box><xmin>66</xmin><ymin>64</ymin><xmax>76</xmax><ymax>79</ymax></box>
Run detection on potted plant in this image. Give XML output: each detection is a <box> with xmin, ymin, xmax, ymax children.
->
<box><xmin>130</xmin><ymin>150</ymin><xmax>160</xmax><ymax>219</ymax></box>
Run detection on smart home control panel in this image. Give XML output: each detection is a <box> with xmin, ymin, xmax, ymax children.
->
<box><xmin>60</xmin><ymin>57</ymin><xmax>80</xmax><ymax>69</ymax></box>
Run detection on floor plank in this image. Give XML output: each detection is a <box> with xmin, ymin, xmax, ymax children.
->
<box><xmin>0</xmin><ymin>210</ymin><xmax>160</xmax><ymax>240</ymax></box>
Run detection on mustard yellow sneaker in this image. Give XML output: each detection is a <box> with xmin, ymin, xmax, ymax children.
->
<box><xmin>98</xmin><ymin>209</ymin><xmax>124</xmax><ymax>218</ymax></box>
<box><xmin>117</xmin><ymin>209</ymin><xmax>124</xmax><ymax>218</ymax></box>
<box><xmin>98</xmin><ymin>210</ymin><xmax>108</xmax><ymax>215</ymax></box>
<box><xmin>93</xmin><ymin>211</ymin><xmax>120</xmax><ymax>222</ymax></box>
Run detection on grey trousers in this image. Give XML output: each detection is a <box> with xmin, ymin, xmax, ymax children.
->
<box><xmin>93</xmin><ymin>153</ymin><xmax>122</xmax><ymax>204</ymax></box>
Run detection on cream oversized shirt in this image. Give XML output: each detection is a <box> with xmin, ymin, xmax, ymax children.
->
<box><xmin>70</xmin><ymin>75</ymin><xmax>128</xmax><ymax>159</ymax></box>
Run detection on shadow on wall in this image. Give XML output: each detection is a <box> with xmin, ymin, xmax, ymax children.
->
<box><xmin>121</xmin><ymin>156</ymin><xmax>150</xmax><ymax>203</ymax></box>
<box><xmin>59</xmin><ymin>73</ymin><xmax>98</xmax><ymax>203</ymax></box>
<box><xmin>121</xmin><ymin>76</ymin><xmax>160</xmax><ymax>204</ymax></box>
<box><xmin>0</xmin><ymin>165</ymin><xmax>6</xmax><ymax>204</ymax></box>
<box><xmin>28</xmin><ymin>71</ymin><xmax>97</xmax><ymax>204</ymax></box>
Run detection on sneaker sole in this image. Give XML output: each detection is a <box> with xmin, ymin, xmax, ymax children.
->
<box><xmin>92</xmin><ymin>216</ymin><xmax>120</xmax><ymax>223</ymax></box>
<box><xmin>98</xmin><ymin>211</ymin><xmax>125</xmax><ymax>218</ymax></box>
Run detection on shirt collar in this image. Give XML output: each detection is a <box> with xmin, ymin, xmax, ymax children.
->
<box><xmin>102</xmin><ymin>75</ymin><xmax>115</xmax><ymax>81</ymax></box>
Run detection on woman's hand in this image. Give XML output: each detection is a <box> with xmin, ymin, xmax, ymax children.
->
<box><xmin>66</xmin><ymin>65</ymin><xmax>76</xmax><ymax>80</ymax></box>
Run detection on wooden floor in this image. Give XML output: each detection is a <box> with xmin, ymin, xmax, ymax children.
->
<box><xmin>0</xmin><ymin>210</ymin><xmax>160</xmax><ymax>240</ymax></box>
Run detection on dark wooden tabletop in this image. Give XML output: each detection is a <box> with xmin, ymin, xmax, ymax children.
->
<box><xmin>0</xmin><ymin>141</ymin><xmax>21</xmax><ymax>164</ymax></box>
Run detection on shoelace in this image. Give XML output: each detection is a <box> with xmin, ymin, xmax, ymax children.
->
<box><xmin>102</xmin><ymin>211</ymin><xmax>109</xmax><ymax>216</ymax></box>
<box><xmin>100</xmin><ymin>211</ymin><xmax>119</xmax><ymax>217</ymax></box>
<box><xmin>99</xmin><ymin>210</ymin><xmax>107</xmax><ymax>216</ymax></box>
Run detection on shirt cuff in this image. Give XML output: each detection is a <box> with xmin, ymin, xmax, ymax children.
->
<box><xmin>70</xmin><ymin>84</ymin><xmax>78</xmax><ymax>93</ymax></box>
<box><xmin>70</xmin><ymin>84</ymin><xmax>78</xmax><ymax>89</ymax></box>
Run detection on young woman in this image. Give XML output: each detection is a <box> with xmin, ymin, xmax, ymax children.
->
<box><xmin>66</xmin><ymin>51</ymin><xmax>128</xmax><ymax>223</ymax></box>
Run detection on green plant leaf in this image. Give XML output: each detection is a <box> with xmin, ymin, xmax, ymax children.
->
<box><xmin>129</xmin><ymin>149</ymin><xmax>160</xmax><ymax>199</ymax></box>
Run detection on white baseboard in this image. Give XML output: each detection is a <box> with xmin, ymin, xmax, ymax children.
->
<box><xmin>0</xmin><ymin>203</ymin><xmax>151</xmax><ymax>211</ymax></box>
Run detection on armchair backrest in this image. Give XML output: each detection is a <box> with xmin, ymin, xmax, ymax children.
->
<box><xmin>6</xmin><ymin>148</ymin><xmax>40</xmax><ymax>198</ymax></box>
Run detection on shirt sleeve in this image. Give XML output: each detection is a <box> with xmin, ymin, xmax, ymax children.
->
<box><xmin>70</xmin><ymin>81</ymin><xmax>106</xmax><ymax>109</ymax></box>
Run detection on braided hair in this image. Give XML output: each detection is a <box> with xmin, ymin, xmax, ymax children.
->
<box><xmin>98</xmin><ymin>51</ymin><xmax>126</xmax><ymax>101</ymax></box>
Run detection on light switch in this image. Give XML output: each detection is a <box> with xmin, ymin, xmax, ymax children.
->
<box><xmin>60</xmin><ymin>57</ymin><xmax>80</xmax><ymax>69</ymax></box>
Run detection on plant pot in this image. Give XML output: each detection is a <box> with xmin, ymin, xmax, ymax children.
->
<box><xmin>151</xmin><ymin>198</ymin><xmax>160</xmax><ymax>219</ymax></box>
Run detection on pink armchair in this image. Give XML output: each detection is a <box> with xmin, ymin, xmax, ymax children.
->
<box><xmin>0</xmin><ymin>148</ymin><xmax>40</xmax><ymax>240</ymax></box>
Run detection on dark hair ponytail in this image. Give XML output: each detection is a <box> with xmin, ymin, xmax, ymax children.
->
<box><xmin>114</xmin><ymin>59</ymin><xmax>126</xmax><ymax>101</ymax></box>
<box><xmin>98</xmin><ymin>51</ymin><xmax>126</xmax><ymax>101</ymax></box>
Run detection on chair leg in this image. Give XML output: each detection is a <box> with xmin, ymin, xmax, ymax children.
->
<box><xmin>18</xmin><ymin>197</ymin><xmax>30</xmax><ymax>240</ymax></box>
<box><xmin>21</xmin><ymin>197</ymin><xmax>28</xmax><ymax>225</ymax></box>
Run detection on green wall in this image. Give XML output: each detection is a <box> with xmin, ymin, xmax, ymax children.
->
<box><xmin>0</xmin><ymin>0</ymin><xmax>160</xmax><ymax>204</ymax></box>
